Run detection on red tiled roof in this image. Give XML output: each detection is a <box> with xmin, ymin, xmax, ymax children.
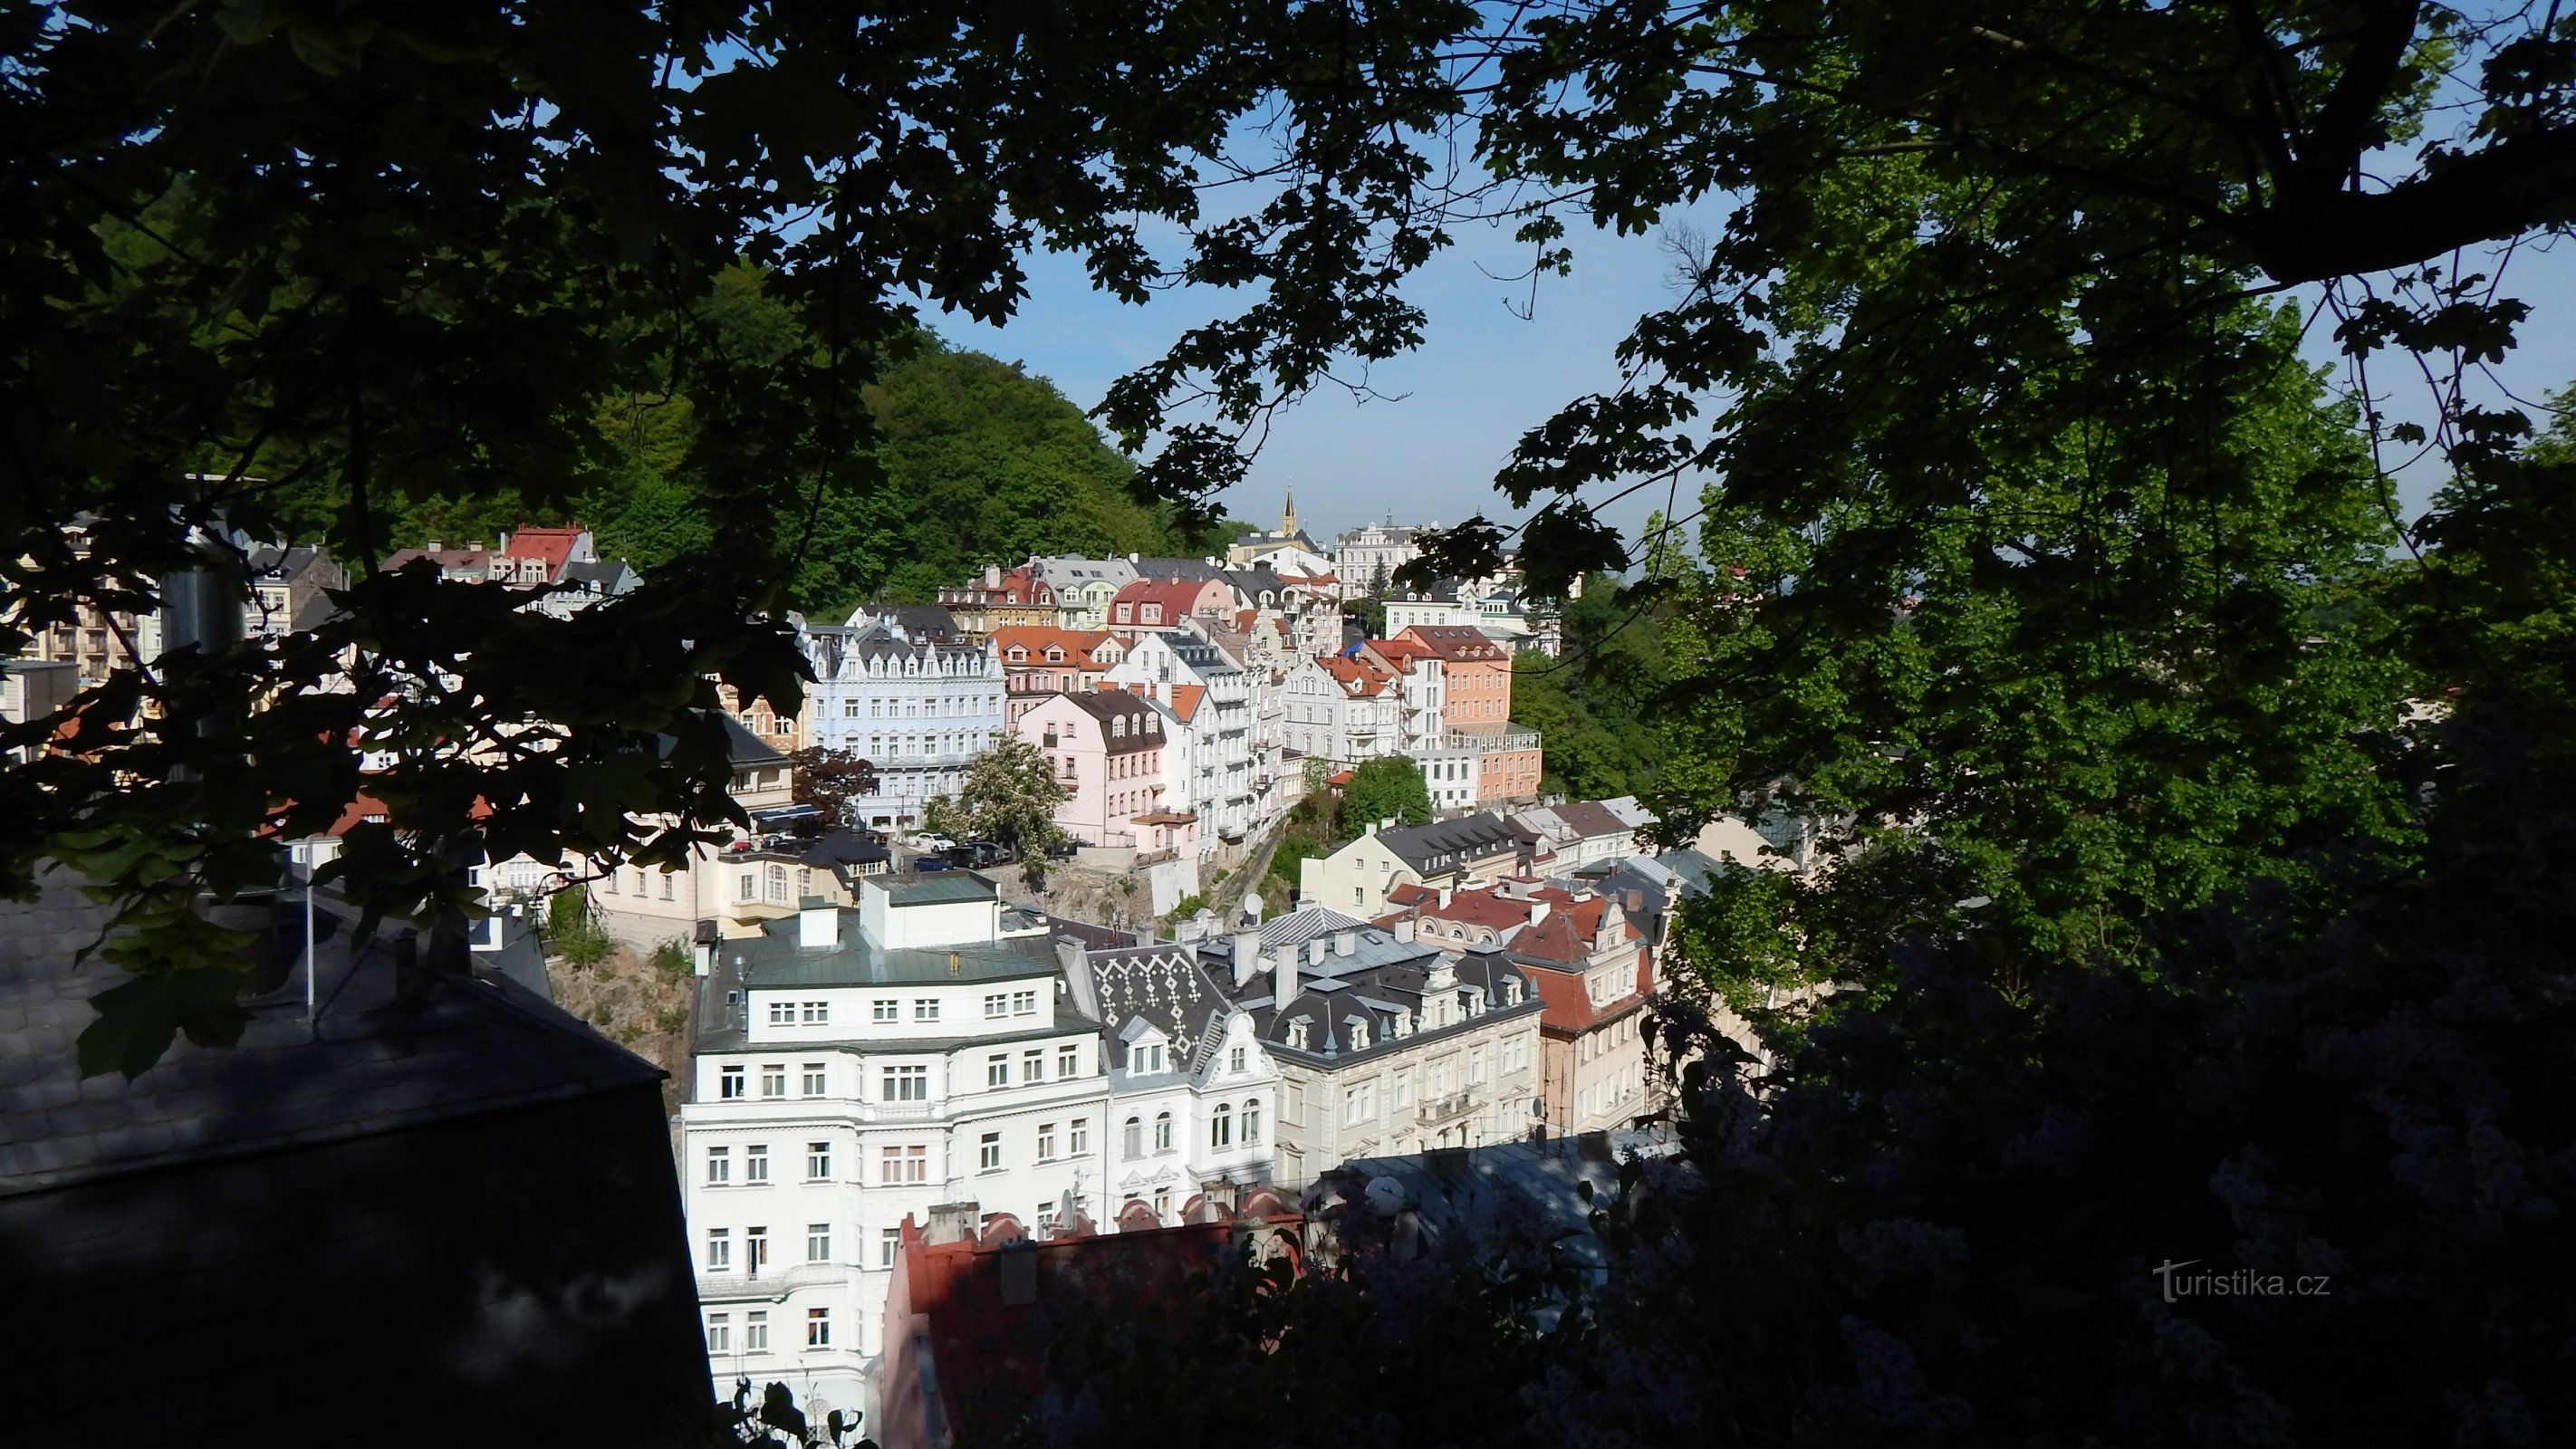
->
<box><xmin>1397</xmin><ymin>624</ymin><xmax>1508</xmax><ymax>662</ymax></box>
<box><xmin>499</xmin><ymin>526</ymin><xmax>585</xmax><ymax>580</ymax></box>
<box><xmin>991</xmin><ymin>626</ymin><xmax>1116</xmax><ymax>666</ymax></box>
<box><xmin>1316</xmin><ymin>656</ymin><xmax>1394</xmax><ymax>696</ymax></box>
<box><xmin>1168</xmin><ymin>684</ymin><xmax>1206</xmax><ymax>722</ymax></box>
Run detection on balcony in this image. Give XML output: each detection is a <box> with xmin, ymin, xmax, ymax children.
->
<box><xmin>1418</xmin><ymin>1091</ymin><xmax>1480</xmax><ymax>1126</ymax></box>
<box><xmin>697</xmin><ymin>1261</ymin><xmax>848</xmax><ymax>1301</ymax></box>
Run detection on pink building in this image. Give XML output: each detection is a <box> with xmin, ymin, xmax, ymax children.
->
<box><xmin>1016</xmin><ymin>689</ymin><xmax>1198</xmax><ymax>856</ymax></box>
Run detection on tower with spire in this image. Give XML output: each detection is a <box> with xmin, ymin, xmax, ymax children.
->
<box><xmin>1280</xmin><ymin>485</ymin><xmax>1298</xmax><ymax>538</ymax></box>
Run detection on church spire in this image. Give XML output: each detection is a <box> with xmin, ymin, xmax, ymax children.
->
<box><xmin>1281</xmin><ymin>485</ymin><xmax>1297</xmax><ymax>537</ymax></box>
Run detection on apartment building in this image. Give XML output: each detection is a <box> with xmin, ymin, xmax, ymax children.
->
<box><xmin>1300</xmin><ymin>812</ymin><xmax>1543</xmax><ymax>917</ymax></box>
<box><xmin>801</xmin><ymin>618</ymin><xmax>1004</xmax><ymax>831</ymax></box>
<box><xmin>1173</xmin><ymin>907</ymin><xmax>1546</xmax><ymax>1183</ymax></box>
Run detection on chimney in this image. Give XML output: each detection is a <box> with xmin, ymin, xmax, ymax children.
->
<box><xmin>1333</xmin><ymin>929</ymin><xmax>1356</xmax><ymax>957</ymax></box>
<box><xmin>1394</xmin><ymin>917</ymin><xmax>1416</xmax><ymax>944</ymax></box>
<box><xmin>1233</xmin><ymin>930</ymin><xmax>1263</xmax><ymax>988</ymax></box>
<box><xmin>1529</xmin><ymin>899</ymin><xmax>1550</xmax><ymax>926</ymax></box>
<box><xmin>1306</xmin><ymin>937</ymin><xmax>1326</xmax><ymax>967</ymax></box>
<box><xmin>927</xmin><ymin>1203</ymin><xmax>979</xmax><ymax>1245</ymax></box>
<box><xmin>1437</xmin><ymin>886</ymin><xmax>1452</xmax><ymax>908</ymax></box>
<box><xmin>425</xmin><ymin>540</ymin><xmax>443</xmax><ymax>553</ymax></box>
<box><xmin>1274</xmin><ymin>945</ymin><xmax>1298</xmax><ymax>1011</ymax></box>
<box><xmin>798</xmin><ymin>897</ymin><xmax>840</xmax><ymax>949</ymax></box>
<box><xmin>1057</xmin><ymin>937</ymin><xmax>1100</xmax><ymax>1019</ymax></box>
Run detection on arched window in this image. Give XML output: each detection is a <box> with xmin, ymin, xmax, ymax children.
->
<box><xmin>1210</xmin><ymin>1102</ymin><xmax>1233</xmax><ymax>1148</ymax></box>
<box><xmin>1153</xmin><ymin>1112</ymin><xmax>1173</xmax><ymax>1152</ymax></box>
<box><xmin>1243</xmin><ymin>1099</ymin><xmax>1263</xmax><ymax>1143</ymax></box>
<box><xmin>1122</xmin><ymin>1117</ymin><xmax>1142</xmax><ymax>1159</ymax></box>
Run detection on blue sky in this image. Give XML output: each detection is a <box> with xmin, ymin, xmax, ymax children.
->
<box><xmin>934</xmin><ymin>210</ymin><xmax>2576</xmax><ymax>558</ymax></box>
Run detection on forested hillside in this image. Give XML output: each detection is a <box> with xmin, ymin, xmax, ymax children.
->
<box><xmin>375</xmin><ymin>266</ymin><xmax>1226</xmax><ymax>616</ymax></box>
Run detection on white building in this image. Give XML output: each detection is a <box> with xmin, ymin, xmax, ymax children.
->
<box><xmin>681</xmin><ymin>879</ymin><xmax>1099</xmax><ymax>1409</ymax></box>
<box><xmin>1168</xmin><ymin>907</ymin><xmax>1547</xmax><ymax>1182</ymax></box>
<box><xmin>1280</xmin><ymin>654</ymin><xmax>1404</xmax><ymax>765</ymax></box>
<box><xmin>681</xmin><ymin>876</ymin><xmax>1287</xmax><ymax>1417</ymax></box>
<box><xmin>801</xmin><ymin>618</ymin><xmax>1004</xmax><ymax>830</ymax></box>
<box><xmin>1103</xmin><ymin>628</ymin><xmax>1259</xmax><ymax>848</ymax></box>
<box><xmin>1331</xmin><ymin>520</ymin><xmax>1426</xmax><ymax>600</ymax></box>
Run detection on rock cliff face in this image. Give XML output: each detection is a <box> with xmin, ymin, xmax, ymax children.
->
<box><xmin>546</xmin><ymin>945</ymin><xmax>694</xmax><ymax>1114</ymax></box>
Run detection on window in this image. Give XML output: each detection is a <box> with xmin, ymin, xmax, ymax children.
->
<box><xmin>1022</xmin><ymin>1049</ymin><xmax>1043</xmax><ymax>1083</ymax></box>
<box><xmin>1058</xmin><ymin>1043</ymin><xmax>1079</xmax><ymax>1078</ymax></box>
<box><xmin>1244</xmin><ymin>1099</ymin><xmax>1263</xmax><ymax>1143</ymax></box>
<box><xmin>1070</xmin><ymin>1118</ymin><xmax>1090</xmax><ymax>1155</ymax></box>
<box><xmin>979</xmin><ymin>1132</ymin><xmax>1003</xmax><ymax>1172</ymax></box>
<box><xmin>1469</xmin><ymin>1045</ymin><xmax>1486</xmax><ymax>1083</ymax></box>
<box><xmin>1122</xmin><ymin>1117</ymin><xmax>1143</xmax><ymax>1159</ymax></box>
<box><xmin>1153</xmin><ymin>1112</ymin><xmax>1173</xmax><ymax>1152</ymax></box>
<box><xmin>881</xmin><ymin>1064</ymin><xmax>928</xmax><ymax>1100</ymax></box>
<box><xmin>719</xmin><ymin>1064</ymin><xmax>745</xmax><ymax>1099</ymax></box>
<box><xmin>1130</xmin><ymin>1041</ymin><xmax>1165</xmax><ymax>1074</ymax></box>
<box><xmin>1228</xmin><ymin>1045</ymin><xmax>1247</xmax><ymax>1074</ymax></box>
<box><xmin>986</xmin><ymin>1055</ymin><xmax>1010</xmax><ymax>1088</ymax></box>
<box><xmin>768</xmin><ymin>1002</ymin><xmax>793</xmax><ymax>1026</ymax></box>
<box><xmin>1344</xmin><ymin>1083</ymin><xmax>1375</xmax><ymax>1124</ymax></box>
<box><xmin>983</xmin><ymin>993</ymin><xmax>1009</xmax><ymax>1020</ymax></box>
<box><xmin>879</xmin><ymin>1228</ymin><xmax>902</xmax><ymax>1267</ymax></box>
<box><xmin>706</xmin><ymin>1147</ymin><xmax>731</xmax><ymax>1185</ymax></box>
<box><xmin>760</xmin><ymin>1064</ymin><xmax>786</xmax><ymax>1098</ymax></box>
<box><xmin>1012</xmin><ymin>989</ymin><xmax>1039</xmax><ymax>1015</ymax></box>
<box><xmin>805</xmin><ymin>1308</ymin><xmax>831</xmax><ymax>1348</ymax></box>
<box><xmin>879</xmin><ymin>1144</ymin><xmax>928</xmax><ymax>1184</ymax></box>
<box><xmin>1393</xmin><ymin>1069</ymin><xmax>1414</xmax><ymax>1108</ymax></box>
<box><xmin>1210</xmin><ymin>1102</ymin><xmax>1234</xmax><ymax>1147</ymax></box>
<box><xmin>1152</xmin><ymin>1189</ymin><xmax>1170</xmax><ymax>1221</ymax></box>
<box><xmin>765</xmin><ymin>865</ymin><xmax>788</xmax><ymax>903</ymax></box>
<box><xmin>738</xmin><ymin>872</ymin><xmax>756</xmax><ymax>903</ymax></box>
<box><xmin>806</xmin><ymin>1223</ymin><xmax>831</xmax><ymax>1262</ymax></box>
<box><xmin>745</xmin><ymin>1311</ymin><xmax>768</xmax><ymax>1352</ymax></box>
<box><xmin>706</xmin><ymin>1229</ymin><xmax>732</xmax><ymax>1271</ymax></box>
<box><xmin>806</xmin><ymin>1141</ymin><xmax>831</xmax><ymax>1180</ymax></box>
<box><xmin>1036</xmin><ymin>1122</ymin><xmax>1057</xmax><ymax>1160</ymax></box>
<box><xmin>872</xmin><ymin>999</ymin><xmax>899</xmax><ymax>1022</ymax></box>
<box><xmin>744</xmin><ymin>1145</ymin><xmax>769</xmax><ymax>1184</ymax></box>
<box><xmin>660</xmin><ymin>874</ymin><xmax>675</xmax><ymax>901</ymax></box>
<box><xmin>803</xmin><ymin>1001</ymin><xmax>830</xmax><ymax>1024</ymax></box>
<box><xmin>802</xmin><ymin>1062</ymin><xmax>828</xmax><ymax>1096</ymax></box>
<box><xmin>914</xmin><ymin>999</ymin><xmax>941</xmax><ymax>1022</ymax></box>
<box><xmin>706</xmin><ymin>1312</ymin><xmax>730</xmax><ymax>1353</ymax></box>
<box><xmin>1350</xmin><ymin>1019</ymin><xmax>1371</xmax><ymax>1051</ymax></box>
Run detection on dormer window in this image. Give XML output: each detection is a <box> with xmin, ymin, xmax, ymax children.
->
<box><xmin>1129</xmin><ymin>1041</ymin><xmax>1166</xmax><ymax>1074</ymax></box>
<box><xmin>1349</xmin><ymin>1018</ymin><xmax>1371</xmax><ymax>1051</ymax></box>
<box><xmin>1285</xmin><ymin>1019</ymin><xmax>1311</xmax><ymax>1051</ymax></box>
<box><xmin>1110</xmin><ymin>717</ymin><xmax>1126</xmax><ymax>738</ymax></box>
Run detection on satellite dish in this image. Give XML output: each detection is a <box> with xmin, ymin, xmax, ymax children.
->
<box><xmin>1241</xmin><ymin>892</ymin><xmax>1264</xmax><ymax>918</ymax></box>
<box><xmin>1363</xmin><ymin>1176</ymin><xmax>1408</xmax><ymax>1217</ymax></box>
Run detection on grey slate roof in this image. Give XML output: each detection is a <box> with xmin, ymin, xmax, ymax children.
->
<box><xmin>704</xmin><ymin>910</ymin><xmax>1060</xmax><ymax>999</ymax></box>
<box><xmin>0</xmin><ymin>875</ymin><xmax>664</xmax><ymax>1198</ymax></box>
<box><xmin>1374</xmin><ymin>812</ymin><xmax>1535</xmax><ymax>874</ymax></box>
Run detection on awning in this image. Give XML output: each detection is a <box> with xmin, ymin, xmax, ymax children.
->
<box><xmin>750</xmin><ymin>804</ymin><xmax>822</xmax><ymax>824</ymax></box>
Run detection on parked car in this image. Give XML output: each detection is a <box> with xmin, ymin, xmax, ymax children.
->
<box><xmin>913</xmin><ymin>833</ymin><xmax>957</xmax><ymax>853</ymax></box>
<box><xmin>914</xmin><ymin>855</ymin><xmax>953</xmax><ymax>872</ymax></box>
<box><xmin>1043</xmin><ymin>841</ymin><xmax>1077</xmax><ymax>860</ymax></box>
<box><xmin>957</xmin><ymin>840</ymin><xmax>1009</xmax><ymax>867</ymax></box>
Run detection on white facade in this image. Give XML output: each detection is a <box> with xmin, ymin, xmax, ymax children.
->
<box><xmin>682</xmin><ymin>879</ymin><xmax>1287</xmax><ymax>1415</ymax></box>
<box><xmin>1104</xmin><ymin>629</ymin><xmax>1259</xmax><ymax>847</ymax></box>
<box><xmin>1281</xmin><ymin>656</ymin><xmax>1403</xmax><ymax>765</ymax></box>
<box><xmin>802</xmin><ymin>619</ymin><xmax>1004</xmax><ymax>830</ymax></box>
<box><xmin>1332</xmin><ymin>521</ymin><xmax>1425</xmax><ymax>600</ymax></box>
